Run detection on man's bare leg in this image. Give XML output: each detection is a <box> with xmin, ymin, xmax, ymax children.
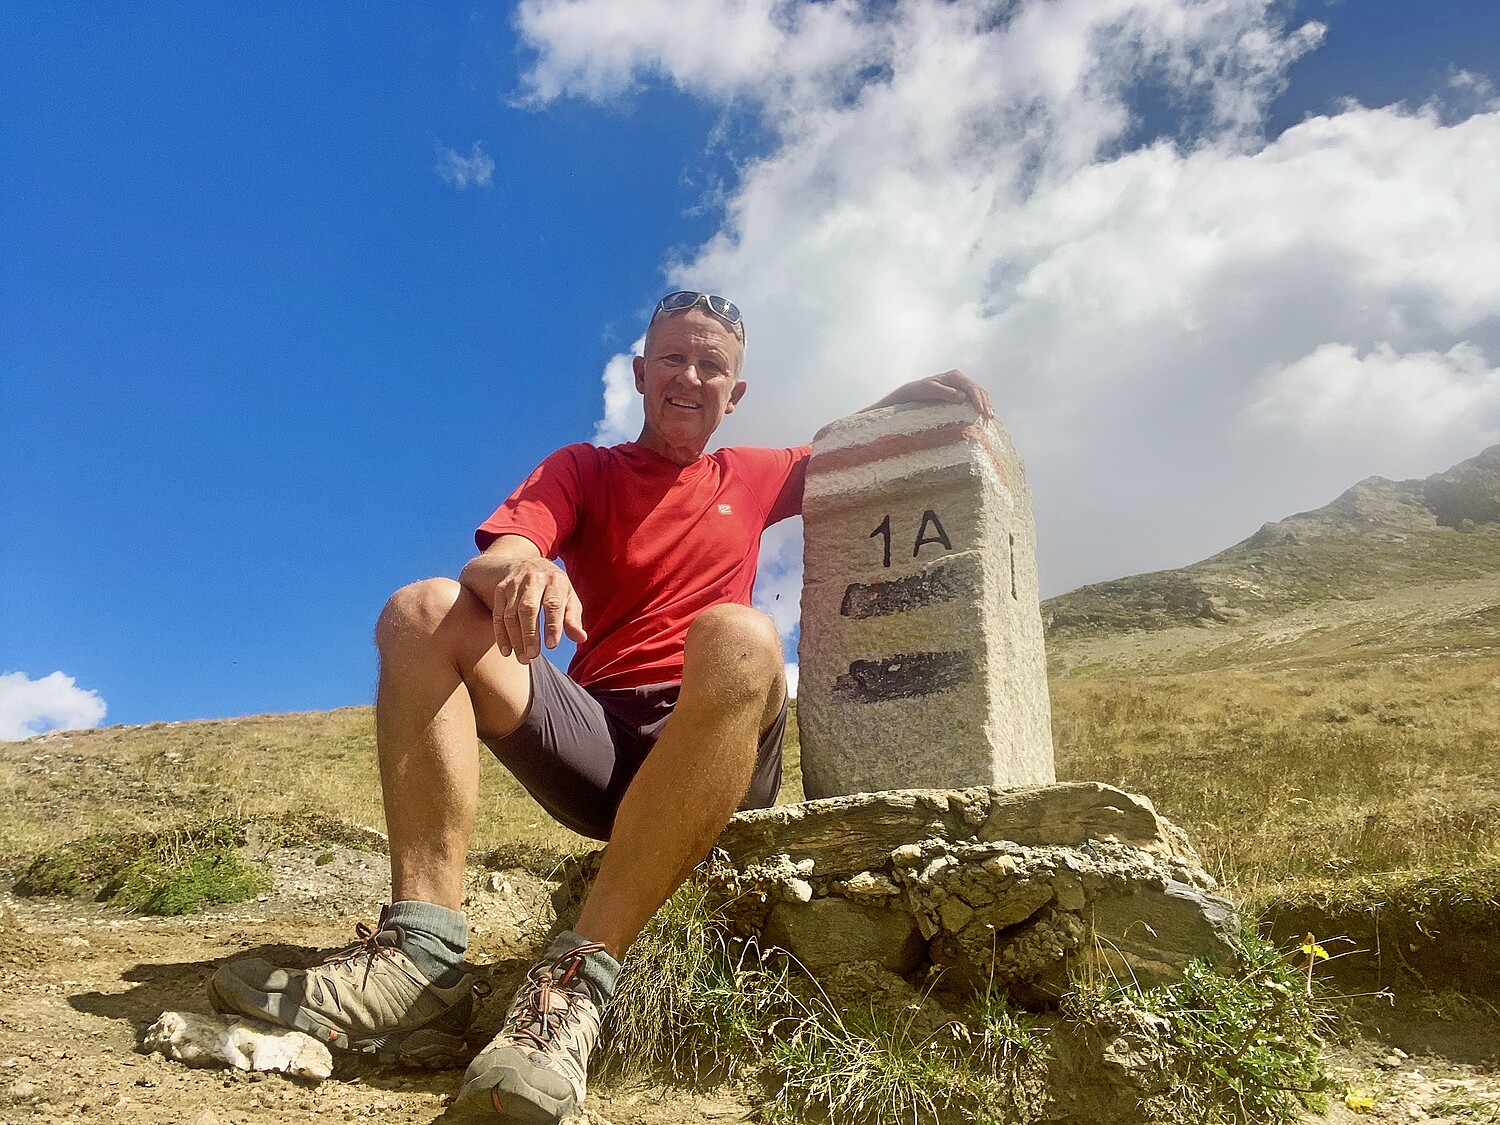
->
<box><xmin>374</xmin><ymin>577</ymin><xmax>532</xmax><ymax>910</ymax></box>
<box><xmin>204</xmin><ymin>580</ymin><xmax>519</xmax><ymax>1064</ymax></box>
<box><xmin>574</xmin><ymin>603</ymin><xmax>786</xmax><ymax>959</ymax></box>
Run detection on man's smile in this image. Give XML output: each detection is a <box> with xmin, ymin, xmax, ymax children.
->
<box><xmin>666</xmin><ymin>397</ymin><xmax>702</xmax><ymax>410</ymax></box>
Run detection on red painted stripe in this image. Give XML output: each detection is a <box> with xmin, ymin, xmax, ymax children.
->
<box><xmin>809</xmin><ymin>420</ymin><xmax>1011</xmax><ymax>486</ymax></box>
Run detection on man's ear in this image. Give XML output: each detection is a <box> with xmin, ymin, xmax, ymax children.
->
<box><xmin>724</xmin><ymin>379</ymin><xmax>748</xmax><ymax>414</ymax></box>
<box><xmin>633</xmin><ymin>355</ymin><xmax>646</xmax><ymax>393</ymax></box>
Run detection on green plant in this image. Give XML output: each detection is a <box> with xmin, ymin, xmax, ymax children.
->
<box><xmin>1062</xmin><ymin>933</ymin><xmax>1330</xmax><ymax>1125</ymax></box>
<box><xmin>600</xmin><ymin>884</ymin><xmax>1050</xmax><ymax>1124</ymax></box>
<box><xmin>15</xmin><ymin>821</ymin><xmax>268</xmax><ymax>916</ymax></box>
<box><xmin>102</xmin><ymin>839</ymin><xmax>266</xmax><ymax>915</ymax></box>
<box><xmin>597</xmin><ymin>882</ymin><xmax>797</xmax><ymax>1082</ymax></box>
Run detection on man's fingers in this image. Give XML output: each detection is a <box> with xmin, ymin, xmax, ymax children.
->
<box><xmin>497</xmin><ymin>578</ymin><xmax>546</xmax><ymax>661</ymax></box>
<box><xmin>542</xmin><ymin>592</ymin><xmax>567</xmax><ymax>649</ymax></box>
<box><xmin>517</xmin><ymin>592</ymin><xmax>545</xmax><ymax>660</ymax></box>
<box><xmin>502</xmin><ymin>603</ymin><xmax>533</xmax><ymax>662</ymax></box>
<box><xmin>493</xmin><ymin>601</ymin><xmax>517</xmax><ymax>659</ymax></box>
<box><xmin>490</xmin><ymin>558</ymin><xmax>581</xmax><ymax>660</ymax></box>
<box><xmin>933</xmin><ymin>369</ymin><xmax>994</xmax><ymax>419</ymax></box>
<box><xmin>563</xmin><ymin>592</ymin><xmax>587</xmax><ymax>644</ymax></box>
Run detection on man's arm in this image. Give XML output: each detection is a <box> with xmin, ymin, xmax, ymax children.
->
<box><xmin>861</xmin><ymin>368</ymin><xmax>994</xmax><ymax>420</ymax></box>
<box><xmin>459</xmin><ymin>535</ymin><xmax>586</xmax><ymax>663</ymax></box>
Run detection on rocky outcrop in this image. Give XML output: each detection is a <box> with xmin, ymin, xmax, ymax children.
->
<box><xmin>706</xmin><ymin>782</ymin><xmax>1237</xmax><ymax>1008</ymax></box>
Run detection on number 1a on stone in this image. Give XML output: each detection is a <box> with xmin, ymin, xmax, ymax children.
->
<box><xmin>869</xmin><ymin>510</ymin><xmax>954</xmax><ymax>568</ymax></box>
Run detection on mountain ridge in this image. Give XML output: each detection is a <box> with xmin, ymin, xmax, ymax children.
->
<box><xmin>1043</xmin><ymin>444</ymin><xmax>1500</xmax><ymax>671</ymax></box>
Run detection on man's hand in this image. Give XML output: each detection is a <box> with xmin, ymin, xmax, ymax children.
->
<box><xmin>863</xmin><ymin>369</ymin><xmax>995</xmax><ymax>419</ymax></box>
<box><xmin>460</xmin><ymin>538</ymin><xmax>587</xmax><ymax>663</ymax></box>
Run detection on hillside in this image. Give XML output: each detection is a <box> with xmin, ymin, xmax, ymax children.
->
<box><xmin>2</xmin><ymin>449</ymin><xmax>1499</xmax><ymax>1122</ymax></box>
<box><xmin>1044</xmin><ymin>444</ymin><xmax>1500</xmax><ymax>673</ymax></box>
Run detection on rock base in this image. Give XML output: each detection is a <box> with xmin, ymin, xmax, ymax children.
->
<box><xmin>706</xmin><ymin>782</ymin><xmax>1237</xmax><ymax>1008</ymax></box>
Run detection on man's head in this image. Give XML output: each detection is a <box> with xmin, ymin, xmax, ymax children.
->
<box><xmin>633</xmin><ymin>291</ymin><xmax>748</xmax><ymax>465</ymax></box>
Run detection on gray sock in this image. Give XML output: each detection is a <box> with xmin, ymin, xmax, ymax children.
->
<box><xmin>544</xmin><ymin>929</ymin><xmax>622</xmax><ymax>1008</ymax></box>
<box><xmin>384</xmin><ymin>900</ymin><xmax>468</xmax><ymax>988</ymax></box>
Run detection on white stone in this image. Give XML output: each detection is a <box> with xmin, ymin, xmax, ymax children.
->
<box><xmin>143</xmin><ymin>1011</ymin><xmax>333</xmax><ymax>1080</ymax></box>
<box><xmin>842</xmin><ymin>871</ymin><xmax>901</xmax><ymax>898</ymax></box>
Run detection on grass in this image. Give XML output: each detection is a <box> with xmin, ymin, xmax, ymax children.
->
<box><xmin>0</xmin><ymin>707</ymin><xmax>594</xmax><ymax>871</ymax></box>
<box><xmin>14</xmin><ymin>820</ymin><xmax>269</xmax><ymax>915</ymax></box>
<box><xmin>1051</xmin><ymin>655</ymin><xmax>1500</xmax><ymax>898</ymax></box>
<box><xmin>5</xmin><ymin>647</ymin><xmax>1496</xmax><ymax>965</ymax></box>
<box><xmin>4</xmin><ymin>651</ymin><xmax>1496</xmax><ymax>929</ymax></box>
<box><xmin>597</xmin><ymin>883</ymin><xmax>1327</xmax><ymax>1124</ymax></box>
<box><xmin>599</xmin><ymin>881</ymin><xmax>1052</xmax><ymax>1124</ymax></box>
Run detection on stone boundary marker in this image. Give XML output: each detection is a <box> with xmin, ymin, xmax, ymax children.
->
<box><xmin>797</xmin><ymin>400</ymin><xmax>1054</xmax><ymax>797</ymax></box>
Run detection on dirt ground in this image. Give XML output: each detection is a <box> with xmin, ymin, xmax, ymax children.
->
<box><xmin>2</xmin><ymin>852</ymin><xmax>1497</xmax><ymax>1125</ymax></box>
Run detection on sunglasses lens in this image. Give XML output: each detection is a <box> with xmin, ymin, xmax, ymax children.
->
<box><xmin>705</xmin><ymin>295</ymin><xmax>741</xmax><ymax>324</ymax></box>
<box><xmin>659</xmin><ymin>291</ymin><xmax>698</xmax><ymax>312</ymax></box>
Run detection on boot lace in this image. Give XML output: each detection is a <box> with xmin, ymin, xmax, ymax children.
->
<box><xmin>320</xmin><ymin>916</ymin><xmax>409</xmax><ymax>989</ymax></box>
<box><xmin>505</xmin><ymin>941</ymin><xmax>606</xmax><ymax>1050</ymax></box>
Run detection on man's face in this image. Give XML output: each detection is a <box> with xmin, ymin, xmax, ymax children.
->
<box><xmin>632</xmin><ymin>307</ymin><xmax>747</xmax><ymax>464</ymax></box>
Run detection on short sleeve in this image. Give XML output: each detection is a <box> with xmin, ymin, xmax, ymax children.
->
<box><xmin>725</xmin><ymin>445</ymin><xmax>811</xmax><ymax>527</ymax></box>
<box><xmin>475</xmin><ymin>444</ymin><xmax>592</xmax><ymax>556</ymax></box>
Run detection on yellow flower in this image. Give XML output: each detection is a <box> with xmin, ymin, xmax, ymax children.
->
<box><xmin>1300</xmin><ymin>939</ymin><xmax>1330</xmax><ymax>961</ymax></box>
<box><xmin>1344</xmin><ymin>1089</ymin><xmax>1376</xmax><ymax>1111</ymax></box>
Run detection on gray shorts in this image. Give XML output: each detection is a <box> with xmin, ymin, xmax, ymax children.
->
<box><xmin>482</xmin><ymin>656</ymin><xmax>786</xmax><ymax>842</ymax></box>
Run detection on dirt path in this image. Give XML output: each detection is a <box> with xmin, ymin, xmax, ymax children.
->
<box><xmin>2</xmin><ymin>887</ymin><xmax>1497</xmax><ymax>1124</ymax></box>
<box><xmin>0</xmin><ymin>868</ymin><xmax>756</xmax><ymax>1125</ymax></box>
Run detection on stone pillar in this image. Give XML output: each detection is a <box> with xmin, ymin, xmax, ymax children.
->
<box><xmin>797</xmin><ymin>401</ymin><xmax>1053</xmax><ymax>798</ymax></box>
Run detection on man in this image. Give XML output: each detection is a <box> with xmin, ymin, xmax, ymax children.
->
<box><xmin>208</xmin><ymin>291</ymin><xmax>992</xmax><ymax>1121</ymax></box>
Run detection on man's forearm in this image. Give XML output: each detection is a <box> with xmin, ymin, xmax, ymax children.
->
<box><xmin>459</xmin><ymin>535</ymin><xmax>543</xmax><ymax>612</ymax></box>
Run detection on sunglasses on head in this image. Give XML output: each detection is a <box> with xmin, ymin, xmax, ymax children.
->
<box><xmin>652</xmin><ymin>291</ymin><xmax>745</xmax><ymax>342</ymax></box>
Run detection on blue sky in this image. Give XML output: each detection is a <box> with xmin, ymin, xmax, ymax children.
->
<box><xmin>4</xmin><ymin>1</ymin><xmax>1499</xmax><ymax>735</ymax></box>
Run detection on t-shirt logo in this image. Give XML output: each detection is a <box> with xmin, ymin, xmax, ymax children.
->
<box><xmin>718</xmin><ymin>504</ymin><xmax>733</xmax><ymax>515</ymax></box>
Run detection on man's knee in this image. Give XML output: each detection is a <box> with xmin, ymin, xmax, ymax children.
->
<box><xmin>375</xmin><ymin>577</ymin><xmax>481</xmax><ymax>655</ymax></box>
<box><xmin>683</xmin><ymin>605</ymin><xmax>784</xmax><ymax>687</ymax></box>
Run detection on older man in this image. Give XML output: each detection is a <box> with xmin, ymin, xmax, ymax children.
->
<box><xmin>208</xmin><ymin>292</ymin><xmax>992</xmax><ymax>1121</ymax></box>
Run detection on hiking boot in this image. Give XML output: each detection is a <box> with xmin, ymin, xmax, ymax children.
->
<box><xmin>452</xmin><ymin>933</ymin><xmax>620</xmax><ymax>1122</ymax></box>
<box><xmin>206</xmin><ymin>906</ymin><xmax>487</xmax><ymax>1068</ymax></box>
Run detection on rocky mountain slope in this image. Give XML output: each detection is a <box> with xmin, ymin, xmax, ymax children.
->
<box><xmin>1043</xmin><ymin>445</ymin><xmax>1500</xmax><ymax>671</ymax></box>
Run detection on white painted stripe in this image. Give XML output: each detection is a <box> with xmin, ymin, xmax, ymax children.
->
<box><xmin>811</xmin><ymin>402</ymin><xmax>982</xmax><ymax>455</ymax></box>
<box><xmin>805</xmin><ymin>441</ymin><xmax>1014</xmax><ymax>507</ymax></box>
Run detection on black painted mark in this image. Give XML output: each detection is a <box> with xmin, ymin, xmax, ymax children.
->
<box><xmin>869</xmin><ymin>514</ymin><xmax>892</xmax><ymax>568</ymax></box>
<box><xmin>840</xmin><ymin>556</ymin><xmax>976</xmax><ymax>618</ymax></box>
<box><xmin>914</xmin><ymin>509</ymin><xmax>953</xmax><ymax>557</ymax></box>
<box><xmin>833</xmin><ymin>650</ymin><xmax>974</xmax><ymax>703</ymax></box>
<box><xmin>1009</xmin><ymin>532</ymin><xmax>1017</xmax><ymax>600</ymax></box>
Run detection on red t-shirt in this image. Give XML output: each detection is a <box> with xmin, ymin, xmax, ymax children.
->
<box><xmin>476</xmin><ymin>441</ymin><xmax>811</xmax><ymax>690</ymax></box>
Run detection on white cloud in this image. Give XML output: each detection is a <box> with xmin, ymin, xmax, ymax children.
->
<box><xmin>517</xmin><ymin>0</ymin><xmax>1500</xmax><ymax>608</ymax></box>
<box><xmin>0</xmin><ymin>671</ymin><xmax>107</xmax><ymax>741</ymax></box>
<box><xmin>436</xmin><ymin>141</ymin><xmax>496</xmax><ymax>189</ymax></box>
<box><xmin>751</xmin><ymin>517</ymin><xmax>803</xmax><ymax>641</ymax></box>
<box><xmin>1249</xmin><ymin>341</ymin><xmax>1500</xmax><ymax>476</ymax></box>
<box><xmin>784</xmin><ymin>662</ymin><xmax>799</xmax><ymax>700</ymax></box>
<box><xmin>593</xmin><ymin>336</ymin><xmax>645</xmax><ymax>446</ymax></box>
